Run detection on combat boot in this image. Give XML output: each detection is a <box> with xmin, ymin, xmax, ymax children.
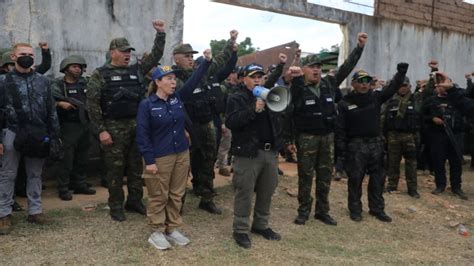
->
<box><xmin>27</xmin><ymin>213</ymin><xmax>52</xmax><ymax>225</ymax></box>
<box><xmin>452</xmin><ymin>188</ymin><xmax>468</xmax><ymax>200</ymax></box>
<box><xmin>110</xmin><ymin>208</ymin><xmax>126</xmax><ymax>222</ymax></box>
<box><xmin>431</xmin><ymin>187</ymin><xmax>445</xmax><ymax>195</ymax></box>
<box><xmin>350</xmin><ymin>212</ymin><xmax>362</xmax><ymax>222</ymax></box>
<box><xmin>314</xmin><ymin>213</ymin><xmax>337</xmax><ymax>226</ymax></box>
<box><xmin>368</xmin><ymin>211</ymin><xmax>392</xmax><ymax>222</ymax></box>
<box><xmin>233</xmin><ymin>232</ymin><xmax>251</xmax><ymax>249</ymax></box>
<box><xmin>125</xmin><ymin>201</ymin><xmax>147</xmax><ymax>215</ymax></box>
<box><xmin>198</xmin><ymin>200</ymin><xmax>222</xmax><ymax>214</ymax></box>
<box><xmin>294</xmin><ymin>214</ymin><xmax>308</xmax><ymax>225</ymax></box>
<box><xmin>74</xmin><ymin>187</ymin><xmax>96</xmax><ymax>195</ymax></box>
<box><xmin>0</xmin><ymin>215</ymin><xmax>12</xmax><ymax>235</ymax></box>
<box><xmin>58</xmin><ymin>190</ymin><xmax>73</xmax><ymax>201</ymax></box>
<box><xmin>407</xmin><ymin>190</ymin><xmax>420</xmax><ymax>199</ymax></box>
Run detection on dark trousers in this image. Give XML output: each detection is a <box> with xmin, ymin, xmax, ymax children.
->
<box><xmin>190</xmin><ymin>122</ymin><xmax>217</xmax><ymax>202</ymax></box>
<box><xmin>55</xmin><ymin>122</ymin><xmax>90</xmax><ymax>192</ymax></box>
<box><xmin>417</xmin><ymin>129</ymin><xmax>434</xmax><ymax>172</ymax></box>
<box><xmin>345</xmin><ymin>138</ymin><xmax>385</xmax><ymax>214</ymax></box>
<box><xmin>429</xmin><ymin>132</ymin><xmax>463</xmax><ymax>190</ymax></box>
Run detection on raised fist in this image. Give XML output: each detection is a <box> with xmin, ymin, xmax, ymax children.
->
<box><xmin>230</xmin><ymin>30</ymin><xmax>239</xmax><ymax>42</ymax></box>
<box><xmin>397</xmin><ymin>62</ymin><xmax>409</xmax><ymax>75</ymax></box>
<box><xmin>357</xmin><ymin>32</ymin><xmax>368</xmax><ymax>47</ymax></box>
<box><xmin>203</xmin><ymin>49</ymin><xmax>212</xmax><ymax>61</ymax></box>
<box><xmin>279</xmin><ymin>53</ymin><xmax>287</xmax><ymax>64</ymax></box>
<box><xmin>152</xmin><ymin>19</ymin><xmax>165</xmax><ymax>32</ymax></box>
<box><xmin>38</xmin><ymin>42</ymin><xmax>49</xmax><ymax>50</ymax></box>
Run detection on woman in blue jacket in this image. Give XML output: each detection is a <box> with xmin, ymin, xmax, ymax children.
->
<box><xmin>136</xmin><ymin>53</ymin><xmax>211</xmax><ymax>250</ymax></box>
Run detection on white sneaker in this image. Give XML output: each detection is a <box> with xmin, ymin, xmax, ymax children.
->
<box><xmin>148</xmin><ymin>232</ymin><xmax>172</xmax><ymax>250</ymax></box>
<box><xmin>165</xmin><ymin>230</ymin><xmax>190</xmax><ymax>246</ymax></box>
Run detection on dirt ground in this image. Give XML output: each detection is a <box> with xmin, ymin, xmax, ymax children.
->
<box><xmin>1</xmin><ymin>160</ymin><xmax>473</xmax><ymax>264</ymax></box>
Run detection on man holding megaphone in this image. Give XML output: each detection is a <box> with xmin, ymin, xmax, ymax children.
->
<box><xmin>225</xmin><ymin>62</ymin><xmax>287</xmax><ymax>249</ymax></box>
<box><xmin>288</xmin><ymin>32</ymin><xmax>368</xmax><ymax>226</ymax></box>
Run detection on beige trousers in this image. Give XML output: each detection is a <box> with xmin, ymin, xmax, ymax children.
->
<box><xmin>144</xmin><ymin>151</ymin><xmax>190</xmax><ymax>233</ymax></box>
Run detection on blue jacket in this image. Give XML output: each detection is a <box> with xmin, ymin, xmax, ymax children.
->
<box><xmin>136</xmin><ymin>59</ymin><xmax>211</xmax><ymax>165</ymax></box>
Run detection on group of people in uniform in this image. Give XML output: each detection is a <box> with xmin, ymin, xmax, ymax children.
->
<box><xmin>0</xmin><ymin>18</ymin><xmax>472</xmax><ymax>251</ymax></box>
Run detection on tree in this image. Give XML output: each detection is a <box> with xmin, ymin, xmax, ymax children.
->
<box><xmin>210</xmin><ymin>37</ymin><xmax>256</xmax><ymax>57</ymax></box>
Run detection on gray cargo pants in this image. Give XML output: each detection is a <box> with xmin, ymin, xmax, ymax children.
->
<box><xmin>232</xmin><ymin>149</ymin><xmax>278</xmax><ymax>234</ymax></box>
<box><xmin>0</xmin><ymin>129</ymin><xmax>45</xmax><ymax>217</ymax></box>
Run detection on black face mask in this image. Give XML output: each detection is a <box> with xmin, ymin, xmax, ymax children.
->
<box><xmin>17</xmin><ymin>56</ymin><xmax>34</xmax><ymax>69</ymax></box>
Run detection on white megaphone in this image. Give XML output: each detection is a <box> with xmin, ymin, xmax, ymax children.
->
<box><xmin>252</xmin><ymin>85</ymin><xmax>291</xmax><ymax>112</ymax></box>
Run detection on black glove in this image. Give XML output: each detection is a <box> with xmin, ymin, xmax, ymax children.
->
<box><xmin>397</xmin><ymin>62</ymin><xmax>409</xmax><ymax>75</ymax></box>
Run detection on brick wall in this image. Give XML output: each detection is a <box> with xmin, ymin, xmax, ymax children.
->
<box><xmin>375</xmin><ymin>0</ymin><xmax>474</xmax><ymax>35</ymax></box>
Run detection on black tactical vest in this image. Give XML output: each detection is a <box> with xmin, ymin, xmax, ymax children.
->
<box><xmin>344</xmin><ymin>101</ymin><xmax>380</xmax><ymax>138</ymax></box>
<box><xmin>98</xmin><ymin>65</ymin><xmax>144</xmax><ymax>119</ymax></box>
<box><xmin>184</xmin><ymin>80</ymin><xmax>224</xmax><ymax>124</ymax></box>
<box><xmin>56</xmin><ymin>79</ymin><xmax>88</xmax><ymax>123</ymax></box>
<box><xmin>432</xmin><ymin>98</ymin><xmax>464</xmax><ymax>133</ymax></box>
<box><xmin>293</xmin><ymin>81</ymin><xmax>336</xmax><ymax>134</ymax></box>
<box><xmin>385</xmin><ymin>95</ymin><xmax>420</xmax><ymax>132</ymax></box>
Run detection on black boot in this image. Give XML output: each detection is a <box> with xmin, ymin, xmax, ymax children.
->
<box><xmin>314</xmin><ymin>213</ymin><xmax>337</xmax><ymax>225</ymax></box>
<box><xmin>58</xmin><ymin>190</ymin><xmax>73</xmax><ymax>201</ymax></box>
<box><xmin>294</xmin><ymin>214</ymin><xmax>308</xmax><ymax>225</ymax></box>
<box><xmin>369</xmin><ymin>210</ymin><xmax>392</xmax><ymax>222</ymax></box>
<box><xmin>198</xmin><ymin>200</ymin><xmax>222</xmax><ymax>214</ymax></box>
<box><xmin>431</xmin><ymin>187</ymin><xmax>445</xmax><ymax>195</ymax></box>
<box><xmin>125</xmin><ymin>201</ymin><xmax>147</xmax><ymax>215</ymax></box>
<box><xmin>74</xmin><ymin>187</ymin><xmax>96</xmax><ymax>195</ymax></box>
<box><xmin>408</xmin><ymin>190</ymin><xmax>420</xmax><ymax>199</ymax></box>
<box><xmin>233</xmin><ymin>232</ymin><xmax>251</xmax><ymax>249</ymax></box>
<box><xmin>110</xmin><ymin>208</ymin><xmax>126</xmax><ymax>222</ymax></box>
<box><xmin>452</xmin><ymin>188</ymin><xmax>468</xmax><ymax>200</ymax></box>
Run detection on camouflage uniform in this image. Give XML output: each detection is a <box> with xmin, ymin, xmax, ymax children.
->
<box><xmin>288</xmin><ymin>45</ymin><xmax>364</xmax><ymax>223</ymax></box>
<box><xmin>383</xmin><ymin>88</ymin><xmax>420</xmax><ymax>193</ymax></box>
<box><xmin>173</xmin><ymin>41</ymin><xmax>233</xmax><ymax>205</ymax></box>
<box><xmin>87</xmin><ymin>33</ymin><xmax>165</xmax><ymax>216</ymax></box>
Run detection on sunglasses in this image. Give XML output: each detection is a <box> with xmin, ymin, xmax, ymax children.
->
<box><xmin>356</xmin><ymin>77</ymin><xmax>372</xmax><ymax>84</ymax></box>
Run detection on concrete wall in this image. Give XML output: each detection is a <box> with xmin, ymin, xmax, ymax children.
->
<box><xmin>0</xmin><ymin>0</ymin><xmax>184</xmax><ymax>77</ymax></box>
<box><xmin>213</xmin><ymin>0</ymin><xmax>474</xmax><ymax>87</ymax></box>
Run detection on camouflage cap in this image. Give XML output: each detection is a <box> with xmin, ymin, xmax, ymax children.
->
<box><xmin>109</xmin><ymin>37</ymin><xmax>135</xmax><ymax>51</ymax></box>
<box><xmin>0</xmin><ymin>51</ymin><xmax>14</xmax><ymax>67</ymax></box>
<box><xmin>300</xmin><ymin>54</ymin><xmax>323</xmax><ymax>66</ymax></box>
<box><xmin>351</xmin><ymin>70</ymin><xmax>373</xmax><ymax>81</ymax></box>
<box><xmin>173</xmin><ymin>43</ymin><xmax>198</xmax><ymax>55</ymax></box>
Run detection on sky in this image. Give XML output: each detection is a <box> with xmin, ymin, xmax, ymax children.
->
<box><xmin>182</xmin><ymin>0</ymin><xmax>373</xmax><ymax>55</ymax></box>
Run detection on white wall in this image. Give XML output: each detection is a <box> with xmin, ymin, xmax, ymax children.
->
<box><xmin>0</xmin><ymin>0</ymin><xmax>184</xmax><ymax>76</ymax></box>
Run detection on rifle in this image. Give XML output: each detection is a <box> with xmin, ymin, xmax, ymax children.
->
<box><xmin>57</xmin><ymin>97</ymin><xmax>87</xmax><ymax>124</ymax></box>
<box><xmin>112</xmin><ymin>86</ymin><xmax>140</xmax><ymax>101</ymax></box>
<box><xmin>441</xmin><ymin>114</ymin><xmax>464</xmax><ymax>163</ymax></box>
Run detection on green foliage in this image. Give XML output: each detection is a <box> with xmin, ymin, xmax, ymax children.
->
<box><xmin>210</xmin><ymin>37</ymin><xmax>256</xmax><ymax>57</ymax></box>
